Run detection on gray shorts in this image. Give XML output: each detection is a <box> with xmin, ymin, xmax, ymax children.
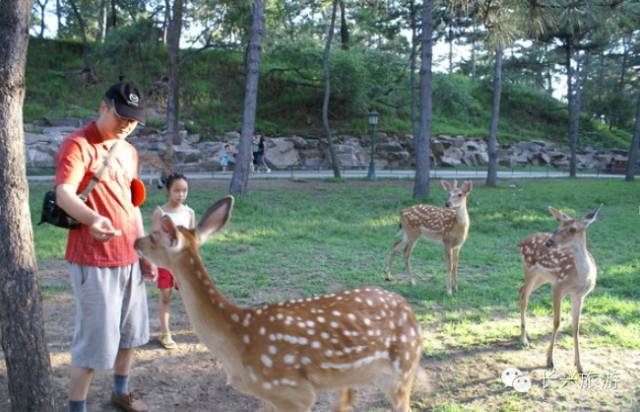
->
<box><xmin>69</xmin><ymin>262</ymin><xmax>149</xmax><ymax>369</ymax></box>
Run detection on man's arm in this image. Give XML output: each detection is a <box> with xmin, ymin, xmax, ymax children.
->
<box><xmin>56</xmin><ymin>184</ymin><xmax>119</xmax><ymax>242</ymax></box>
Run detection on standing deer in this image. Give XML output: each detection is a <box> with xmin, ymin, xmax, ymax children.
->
<box><xmin>134</xmin><ymin>196</ymin><xmax>423</xmax><ymax>412</ymax></box>
<box><xmin>385</xmin><ymin>180</ymin><xmax>472</xmax><ymax>295</ymax></box>
<box><xmin>518</xmin><ymin>206</ymin><xmax>600</xmax><ymax>374</ymax></box>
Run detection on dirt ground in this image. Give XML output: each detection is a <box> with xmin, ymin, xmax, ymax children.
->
<box><xmin>1</xmin><ymin>180</ymin><xmax>639</xmax><ymax>411</ymax></box>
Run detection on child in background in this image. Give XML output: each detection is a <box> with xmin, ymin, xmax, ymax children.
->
<box><xmin>152</xmin><ymin>173</ymin><xmax>196</xmax><ymax>349</ymax></box>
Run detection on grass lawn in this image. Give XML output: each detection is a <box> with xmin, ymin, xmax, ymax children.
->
<box><xmin>28</xmin><ymin>178</ymin><xmax>639</xmax><ymax>410</ymax></box>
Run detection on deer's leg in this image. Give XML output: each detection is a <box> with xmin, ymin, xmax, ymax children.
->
<box><xmin>332</xmin><ymin>388</ymin><xmax>356</xmax><ymax>412</ymax></box>
<box><xmin>444</xmin><ymin>247</ymin><xmax>453</xmax><ymax>296</ymax></box>
<box><xmin>262</xmin><ymin>384</ymin><xmax>316</xmax><ymax>412</ymax></box>
<box><xmin>519</xmin><ymin>271</ymin><xmax>545</xmax><ymax>346</ymax></box>
<box><xmin>546</xmin><ymin>287</ymin><xmax>563</xmax><ymax>369</ymax></box>
<box><xmin>451</xmin><ymin>247</ymin><xmax>461</xmax><ymax>292</ymax></box>
<box><xmin>571</xmin><ymin>294</ymin><xmax>585</xmax><ymax>374</ymax></box>
<box><xmin>386</xmin><ymin>236</ymin><xmax>406</xmax><ymax>281</ymax></box>
<box><xmin>403</xmin><ymin>234</ymin><xmax>419</xmax><ymax>286</ymax></box>
<box><xmin>386</xmin><ymin>372</ymin><xmax>415</xmax><ymax>412</ymax></box>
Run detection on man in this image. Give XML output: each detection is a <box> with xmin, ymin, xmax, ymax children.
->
<box><xmin>55</xmin><ymin>83</ymin><xmax>156</xmax><ymax>412</ymax></box>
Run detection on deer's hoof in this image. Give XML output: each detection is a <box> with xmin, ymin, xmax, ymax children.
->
<box><xmin>546</xmin><ymin>359</ymin><xmax>555</xmax><ymax>369</ymax></box>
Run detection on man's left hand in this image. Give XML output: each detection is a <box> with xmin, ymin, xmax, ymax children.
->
<box><xmin>139</xmin><ymin>257</ymin><xmax>158</xmax><ymax>281</ymax></box>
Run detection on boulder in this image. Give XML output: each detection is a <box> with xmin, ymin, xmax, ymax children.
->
<box><xmin>43</xmin><ymin>117</ymin><xmax>83</xmax><ymax>128</ymax></box>
<box><xmin>265</xmin><ymin>138</ymin><xmax>301</xmax><ymax>168</ymax></box>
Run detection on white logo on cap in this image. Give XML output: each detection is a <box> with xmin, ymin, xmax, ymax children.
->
<box><xmin>129</xmin><ymin>93</ymin><xmax>139</xmax><ymax>106</ymax></box>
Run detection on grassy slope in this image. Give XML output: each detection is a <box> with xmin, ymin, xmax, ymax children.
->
<box><xmin>25</xmin><ymin>38</ymin><xmax>632</xmax><ymax>149</ymax></box>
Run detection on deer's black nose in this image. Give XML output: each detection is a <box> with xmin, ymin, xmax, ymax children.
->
<box><xmin>445</xmin><ymin>201</ymin><xmax>451</xmax><ymax>208</ymax></box>
<box><xmin>545</xmin><ymin>239</ymin><xmax>554</xmax><ymax>248</ymax></box>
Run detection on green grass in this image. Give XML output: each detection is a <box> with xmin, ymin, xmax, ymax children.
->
<box><xmin>29</xmin><ymin>178</ymin><xmax>639</xmax><ymax>352</ymax></box>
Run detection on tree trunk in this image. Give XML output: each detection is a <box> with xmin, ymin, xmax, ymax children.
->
<box><xmin>413</xmin><ymin>0</ymin><xmax>433</xmax><ymax>199</ymax></box>
<box><xmin>98</xmin><ymin>0</ymin><xmax>108</xmax><ymax>43</ymax></box>
<box><xmin>565</xmin><ymin>41</ymin><xmax>576</xmax><ymax>178</ymax></box>
<box><xmin>625</xmin><ymin>92</ymin><xmax>640</xmax><ymax>182</ymax></box>
<box><xmin>409</xmin><ymin>0</ymin><xmax>418</xmax><ymax>140</ymax></box>
<box><xmin>162</xmin><ymin>0</ymin><xmax>170</xmax><ymax>45</ymax></box>
<box><xmin>486</xmin><ymin>42</ymin><xmax>503</xmax><ymax>187</ymax></box>
<box><xmin>111</xmin><ymin>0</ymin><xmax>117</xmax><ymax>28</ymax></box>
<box><xmin>229</xmin><ymin>0</ymin><xmax>265</xmax><ymax>196</ymax></box>
<box><xmin>56</xmin><ymin>0</ymin><xmax>62</xmax><ymax>36</ymax></box>
<box><xmin>322</xmin><ymin>0</ymin><xmax>341</xmax><ymax>178</ymax></box>
<box><xmin>39</xmin><ymin>0</ymin><xmax>48</xmax><ymax>38</ymax></box>
<box><xmin>166</xmin><ymin>0</ymin><xmax>183</xmax><ymax>152</ymax></box>
<box><xmin>339</xmin><ymin>0</ymin><xmax>349</xmax><ymax>50</ymax></box>
<box><xmin>0</xmin><ymin>2</ymin><xmax>56</xmax><ymax>410</ymax></box>
<box><xmin>68</xmin><ymin>0</ymin><xmax>95</xmax><ymax>83</ymax></box>
<box><xmin>448</xmin><ymin>23</ymin><xmax>453</xmax><ymax>74</ymax></box>
<box><xmin>471</xmin><ymin>36</ymin><xmax>476</xmax><ymax>79</ymax></box>
<box><xmin>569</xmin><ymin>50</ymin><xmax>587</xmax><ymax>178</ymax></box>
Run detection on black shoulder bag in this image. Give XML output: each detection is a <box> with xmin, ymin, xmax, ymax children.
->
<box><xmin>39</xmin><ymin>141</ymin><xmax>123</xmax><ymax>229</ymax></box>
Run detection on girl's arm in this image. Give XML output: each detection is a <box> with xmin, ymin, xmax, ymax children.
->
<box><xmin>190</xmin><ymin>208</ymin><xmax>196</xmax><ymax>229</ymax></box>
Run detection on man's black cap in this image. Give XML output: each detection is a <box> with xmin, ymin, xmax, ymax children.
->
<box><xmin>104</xmin><ymin>83</ymin><xmax>145</xmax><ymax>125</ymax></box>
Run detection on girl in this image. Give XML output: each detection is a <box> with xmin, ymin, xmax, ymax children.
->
<box><xmin>152</xmin><ymin>173</ymin><xmax>196</xmax><ymax>349</ymax></box>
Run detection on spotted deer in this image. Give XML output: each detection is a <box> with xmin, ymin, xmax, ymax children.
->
<box><xmin>385</xmin><ymin>180</ymin><xmax>472</xmax><ymax>295</ymax></box>
<box><xmin>518</xmin><ymin>206</ymin><xmax>600</xmax><ymax>374</ymax></box>
<box><xmin>134</xmin><ymin>196</ymin><xmax>423</xmax><ymax>412</ymax></box>
<box><xmin>138</xmin><ymin>154</ymin><xmax>170</xmax><ymax>188</ymax></box>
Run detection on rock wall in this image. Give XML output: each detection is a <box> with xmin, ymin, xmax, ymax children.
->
<box><xmin>25</xmin><ymin>119</ymin><xmax>635</xmax><ymax>172</ymax></box>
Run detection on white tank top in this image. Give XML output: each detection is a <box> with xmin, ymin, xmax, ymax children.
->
<box><xmin>157</xmin><ymin>205</ymin><xmax>193</xmax><ymax>228</ymax></box>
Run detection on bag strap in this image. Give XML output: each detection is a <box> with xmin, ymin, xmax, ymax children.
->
<box><xmin>78</xmin><ymin>140</ymin><xmax>123</xmax><ymax>201</ymax></box>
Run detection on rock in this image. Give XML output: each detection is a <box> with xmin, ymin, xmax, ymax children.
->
<box><xmin>26</xmin><ymin>144</ymin><xmax>57</xmax><ymax>168</ymax></box>
<box><xmin>265</xmin><ymin>138</ymin><xmax>301</xmax><ymax>168</ymax></box>
<box><xmin>377</xmin><ymin>141</ymin><xmax>404</xmax><ymax>153</ymax></box>
<box><xmin>430</xmin><ymin>140</ymin><xmax>445</xmax><ymax>157</ymax></box>
<box><xmin>440</xmin><ymin>155</ymin><xmax>461</xmax><ymax>167</ymax></box>
<box><xmin>44</xmin><ymin>117</ymin><xmax>83</xmax><ymax>128</ymax></box>
<box><xmin>223</xmin><ymin>131</ymin><xmax>241</xmax><ymax>140</ymax></box>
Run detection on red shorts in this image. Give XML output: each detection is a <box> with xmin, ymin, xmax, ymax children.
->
<box><xmin>157</xmin><ymin>268</ymin><xmax>179</xmax><ymax>289</ymax></box>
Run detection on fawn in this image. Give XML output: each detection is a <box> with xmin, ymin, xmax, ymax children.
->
<box><xmin>134</xmin><ymin>196</ymin><xmax>423</xmax><ymax>412</ymax></box>
<box><xmin>385</xmin><ymin>180</ymin><xmax>472</xmax><ymax>295</ymax></box>
<box><xmin>138</xmin><ymin>154</ymin><xmax>170</xmax><ymax>188</ymax></box>
<box><xmin>518</xmin><ymin>206</ymin><xmax>600</xmax><ymax>374</ymax></box>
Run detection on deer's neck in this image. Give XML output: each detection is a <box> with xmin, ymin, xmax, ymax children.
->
<box><xmin>569</xmin><ymin>234</ymin><xmax>596</xmax><ymax>279</ymax></box>
<box><xmin>454</xmin><ymin>202</ymin><xmax>469</xmax><ymax>227</ymax></box>
<box><xmin>170</xmin><ymin>251</ymin><xmax>248</xmax><ymax>370</ymax></box>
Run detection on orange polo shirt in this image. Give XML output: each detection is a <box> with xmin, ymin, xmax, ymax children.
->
<box><xmin>55</xmin><ymin>121</ymin><xmax>140</xmax><ymax>267</ymax></box>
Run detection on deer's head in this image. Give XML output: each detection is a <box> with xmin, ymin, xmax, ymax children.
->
<box><xmin>442</xmin><ymin>180</ymin><xmax>473</xmax><ymax>208</ymax></box>
<box><xmin>546</xmin><ymin>206</ymin><xmax>600</xmax><ymax>249</ymax></box>
<box><xmin>134</xmin><ymin>196</ymin><xmax>234</xmax><ymax>269</ymax></box>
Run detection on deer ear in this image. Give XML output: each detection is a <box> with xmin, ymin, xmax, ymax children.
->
<box><xmin>441</xmin><ymin>180</ymin><xmax>452</xmax><ymax>191</ymax></box>
<box><xmin>582</xmin><ymin>205</ymin><xmax>601</xmax><ymax>227</ymax></box>
<box><xmin>549</xmin><ymin>206</ymin><xmax>571</xmax><ymax>222</ymax></box>
<box><xmin>462</xmin><ymin>180</ymin><xmax>473</xmax><ymax>193</ymax></box>
<box><xmin>160</xmin><ymin>215</ymin><xmax>181</xmax><ymax>248</ymax></box>
<box><xmin>196</xmin><ymin>195</ymin><xmax>234</xmax><ymax>244</ymax></box>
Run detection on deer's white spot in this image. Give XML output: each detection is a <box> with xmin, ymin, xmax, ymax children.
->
<box><xmin>283</xmin><ymin>354</ymin><xmax>296</xmax><ymax>364</ymax></box>
<box><xmin>262</xmin><ymin>382</ymin><xmax>272</xmax><ymax>390</ymax></box>
<box><xmin>301</xmin><ymin>356</ymin><xmax>311</xmax><ymax>365</ymax></box>
<box><xmin>332</xmin><ymin>310</ymin><xmax>341</xmax><ymax>317</ymax></box>
<box><xmin>311</xmin><ymin>341</ymin><xmax>321</xmax><ymax>349</ymax></box>
<box><xmin>347</xmin><ymin>313</ymin><xmax>356</xmax><ymax>321</ymax></box>
<box><xmin>317</xmin><ymin>316</ymin><xmax>325</xmax><ymax>323</ymax></box>
<box><xmin>259</xmin><ymin>327</ymin><xmax>266</xmax><ymax>335</ymax></box>
<box><xmin>243</xmin><ymin>335</ymin><xmax>250</xmax><ymax>344</ymax></box>
<box><xmin>260</xmin><ymin>355</ymin><xmax>273</xmax><ymax>368</ymax></box>
<box><xmin>268</xmin><ymin>345</ymin><xmax>278</xmax><ymax>354</ymax></box>
<box><xmin>230</xmin><ymin>313</ymin><xmax>240</xmax><ymax>322</ymax></box>
<box><xmin>330</xmin><ymin>321</ymin><xmax>339</xmax><ymax>328</ymax></box>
